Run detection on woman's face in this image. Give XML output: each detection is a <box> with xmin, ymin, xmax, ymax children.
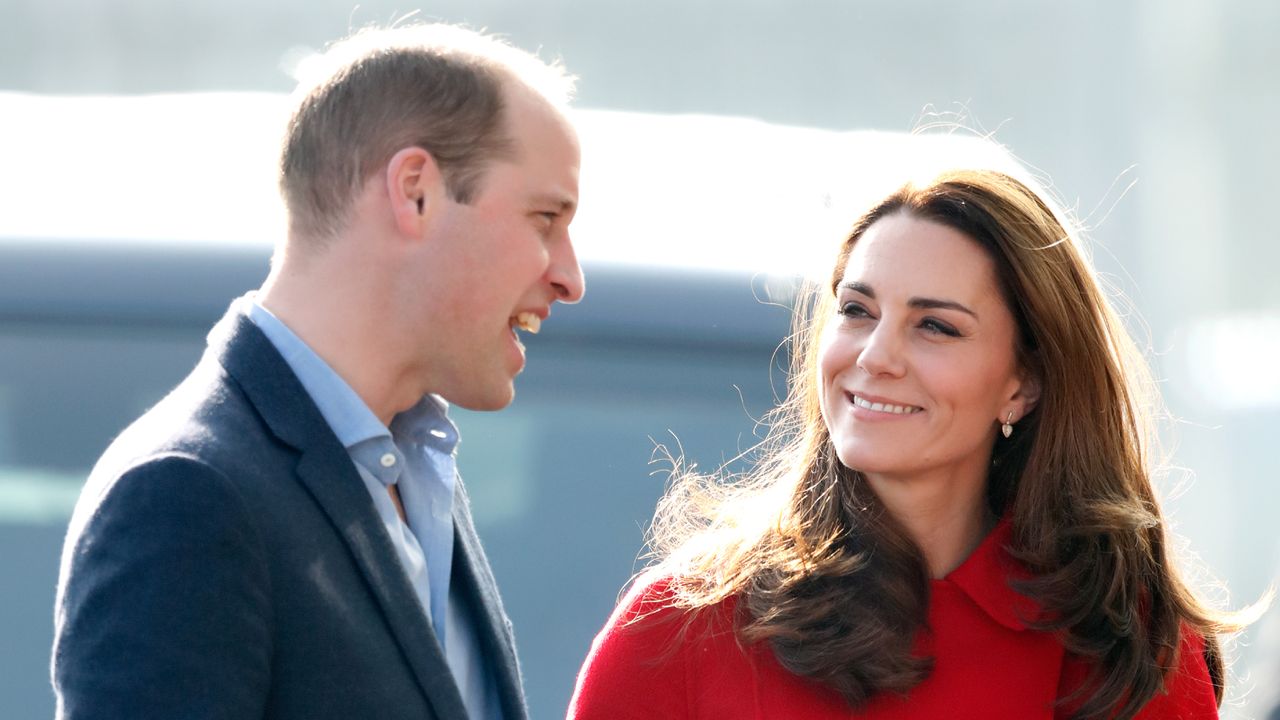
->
<box><xmin>818</xmin><ymin>212</ymin><xmax>1032</xmax><ymax>486</ymax></box>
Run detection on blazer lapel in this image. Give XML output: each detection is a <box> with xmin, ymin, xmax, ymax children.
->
<box><xmin>451</xmin><ymin>479</ymin><xmax>528</xmax><ymax>720</ymax></box>
<box><xmin>207</xmin><ymin>306</ymin><xmax>469</xmax><ymax>719</ymax></box>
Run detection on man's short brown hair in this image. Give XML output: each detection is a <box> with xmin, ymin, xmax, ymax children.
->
<box><xmin>279</xmin><ymin>24</ymin><xmax>575</xmax><ymax>242</ymax></box>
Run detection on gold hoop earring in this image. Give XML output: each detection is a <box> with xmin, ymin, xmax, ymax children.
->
<box><xmin>1001</xmin><ymin>412</ymin><xmax>1015</xmax><ymax>439</ymax></box>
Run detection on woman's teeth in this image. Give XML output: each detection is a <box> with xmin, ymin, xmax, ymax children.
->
<box><xmin>852</xmin><ymin>394</ymin><xmax>921</xmax><ymax>414</ymax></box>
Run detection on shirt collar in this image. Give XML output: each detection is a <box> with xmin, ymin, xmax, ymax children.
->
<box><xmin>242</xmin><ymin>295</ymin><xmax>389</xmax><ymax>449</ymax></box>
<box><xmin>939</xmin><ymin>517</ymin><xmax>1044</xmax><ymax>632</ymax></box>
<box><xmin>390</xmin><ymin>394</ymin><xmax>459</xmax><ymax>457</ymax></box>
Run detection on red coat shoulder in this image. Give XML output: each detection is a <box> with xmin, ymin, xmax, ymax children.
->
<box><xmin>570</xmin><ymin>570</ymin><xmax>1220</xmax><ymax>719</ymax></box>
<box><xmin>1057</xmin><ymin>624</ymin><xmax>1219</xmax><ymax>719</ymax></box>
<box><xmin>568</xmin><ymin>573</ymin><xmax>696</xmax><ymax>719</ymax></box>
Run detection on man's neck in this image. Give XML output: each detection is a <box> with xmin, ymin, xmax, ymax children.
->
<box><xmin>256</xmin><ymin>257</ymin><xmax>420</xmax><ymax>426</ymax></box>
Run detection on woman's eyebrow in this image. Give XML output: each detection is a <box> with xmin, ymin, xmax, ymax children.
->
<box><xmin>839</xmin><ymin>281</ymin><xmax>978</xmax><ymax>320</ymax></box>
<box><xmin>838</xmin><ymin>281</ymin><xmax>874</xmax><ymax>296</ymax></box>
<box><xmin>909</xmin><ymin>297</ymin><xmax>978</xmax><ymax>319</ymax></box>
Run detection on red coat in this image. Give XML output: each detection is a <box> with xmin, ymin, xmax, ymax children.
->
<box><xmin>568</xmin><ymin>522</ymin><xmax>1218</xmax><ymax>719</ymax></box>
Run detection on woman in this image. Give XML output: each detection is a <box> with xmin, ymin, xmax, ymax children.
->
<box><xmin>568</xmin><ymin>169</ymin><xmax>1256</xmax><ymax>718</ymax></box>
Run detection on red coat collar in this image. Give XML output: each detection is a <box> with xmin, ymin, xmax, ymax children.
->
<box><xmin>936</xmin><ymin>519</ymin><xmax>1044</xmax><ymax>632</ymax></box>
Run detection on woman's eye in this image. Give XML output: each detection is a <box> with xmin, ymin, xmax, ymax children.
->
<box><xmin>838</xmin><ymin>301</ymin><xmax>871</xmax><ymax>318</ymax></box>
<box><xmin>920</xmin><ymin>318</ymin><xmax>961</xmax><ymax>337</ymax></box>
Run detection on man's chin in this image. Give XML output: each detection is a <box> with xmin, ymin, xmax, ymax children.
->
<box><xmin>447</xmin><ymin>382</ymin><xmax>516</xmax><ymax>412</ymax></box>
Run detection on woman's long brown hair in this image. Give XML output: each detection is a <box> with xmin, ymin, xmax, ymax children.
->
<box><xmin>645</xmin><ymin>169</ymin><xmax>1261</xmax><ymax>718</ymax></box>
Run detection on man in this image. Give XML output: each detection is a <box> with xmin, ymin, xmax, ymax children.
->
<box><xmin>52</xmin><ymin>23</ymin><xmax>582</xmax><ymax>720</ymax></box>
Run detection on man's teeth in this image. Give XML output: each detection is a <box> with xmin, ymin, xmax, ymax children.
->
<box><xmin>513</xmin><ymin>312</ymin><xmax>541</xmax><ymax>334</ymax></box>
<box><xmin>852</xmin><ymin>395</ymin><xmax>920</xmax><ymax>414</ymax></box>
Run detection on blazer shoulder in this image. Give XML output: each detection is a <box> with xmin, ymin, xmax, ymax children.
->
<box><xmin>63</xmin><ymin>451</ymin><xmax>267</xmax><ymax>578</ymax></box>
<box><xmin>54</xmin><ymin>454</ymin><xmax>275</xmax><ymax>720</ymax></box>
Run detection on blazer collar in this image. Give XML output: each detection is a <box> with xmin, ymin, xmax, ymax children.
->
<box><xmin>206</xmin><ymin>302</ymin><xmax>472</xmax><ymax>718</ymax></box>
<box><xmin>939</xmin><ymin>518</ymin><xmax>1045</xmax><ymax>632</ymax></box>
<box><xmin>451</xmin><ymin>480</ymin><xmax>529</xmax><ymax>720</ymax></box>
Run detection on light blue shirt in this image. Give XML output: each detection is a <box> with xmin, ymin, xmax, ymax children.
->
<box><xmin>245</xmin><ymin>296</ymin><xmax>503</xmax><ymax>719</ymax></box>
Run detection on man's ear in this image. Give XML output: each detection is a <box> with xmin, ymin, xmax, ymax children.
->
<box><xmin>385</xmin><ymin>146</ymin><xmax>444</xmax><ymax>237</ymax></box>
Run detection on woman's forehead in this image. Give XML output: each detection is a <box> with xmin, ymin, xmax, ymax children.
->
<box><xmin>842</xmin><ymin>215</ymin><xmax>1000</xmax><ymax>300</ymax></box>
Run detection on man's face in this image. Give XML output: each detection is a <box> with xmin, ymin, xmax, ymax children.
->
<box><xmin>415</xmin><ymin>85</ymin><xmax>584</xmax><ymax>411</ymax></box>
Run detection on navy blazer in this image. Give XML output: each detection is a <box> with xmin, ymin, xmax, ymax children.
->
<box><xmin>53</xmin><ymin>304</ymin><xmax>527</xmax><ymax>719</ymax></box>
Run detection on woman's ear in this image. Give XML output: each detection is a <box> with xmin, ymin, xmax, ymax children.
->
<box><xmin>1015</xmin><ymin>369</ymin><xmax>1042</xmax><ymax>418</ymax></box>
<box><xmin>385</xmin><ymin>146</ymin><xmax>444</xmax><ymax>238</ymax></box>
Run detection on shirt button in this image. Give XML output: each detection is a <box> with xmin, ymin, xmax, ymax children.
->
<box><xmin>380</xmin><ymin>453</ymin><xmax>397</xmax><ymax>468</ymax></box>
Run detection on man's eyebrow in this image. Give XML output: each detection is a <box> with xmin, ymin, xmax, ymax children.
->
<box><xmin>535</xmin><ymin>193</ymin><xmax>576</xmax><ymax>213</ymax></box>
<box><xmin>837</xmin><ymin>281</ymin><xmax>979</xmax><ymax>319</ymax></box>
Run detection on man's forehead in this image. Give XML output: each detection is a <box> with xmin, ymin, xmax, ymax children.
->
<box><xmin>503</xmin><ymin>77</ymin><xmax>575</xmax><ymax>137</ymax></box>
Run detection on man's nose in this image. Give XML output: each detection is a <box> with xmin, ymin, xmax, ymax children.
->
<box><xmin>549</xmin><ymin>234</ymin><xmax>585</xmax><ymax>304</ymax></box>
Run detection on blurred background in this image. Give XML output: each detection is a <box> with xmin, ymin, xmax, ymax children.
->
<box><xmin>1</xmin><ymin>0</ymin><xmax>1277</xmax><ymax>717</ymax></box>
